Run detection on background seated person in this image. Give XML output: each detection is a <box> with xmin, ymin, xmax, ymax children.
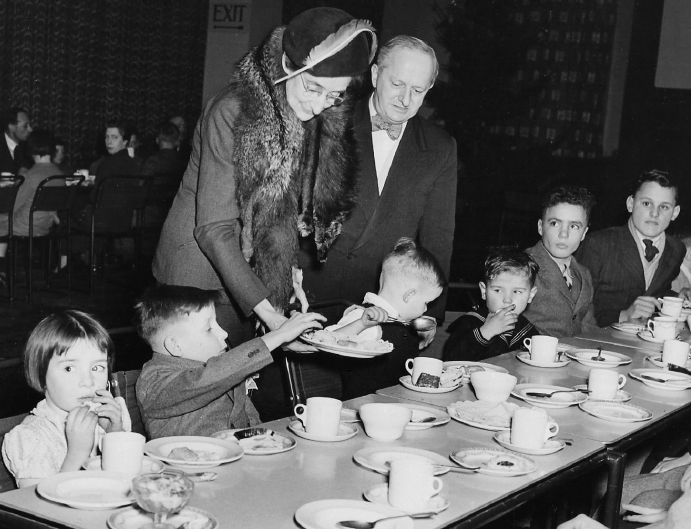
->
<box><xmin>142</xmin><ymin>122</ymin><xmax>184</xmax><ymax>178</ymax></box>
<box><xmin>1</xmin><ymin>106</ymin><xmax>32</xmax><ymax>176</ymax></box>
<box><xmin>671</xmin><ymin>230</ymin><xmax>691</xmax><ymax>293</ymax></box>
<box><xmin>88</xmin><ymin>120</ymin><xmax>142</xmax><ymax>185</ymax></box>
<box><xmin>577</xmin><ymin>170</ymin><xmax>689</xmax><ymax>327</ymax></box>
<box><xmin>524</xmin><ymin>186</ymin><xmax>599</xmax><ymax>337</ymax></box>
<box><xmin>51</xmin><ymin>137</ymin><xmax>73</xmax><ymax>175</ymax></box>
<box><xmin>443</xmin><ymin>248</ymin><xmax>538</xmax><ymax>362</ymax></box>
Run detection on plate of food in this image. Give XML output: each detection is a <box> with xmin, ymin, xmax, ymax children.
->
<box><xmin>579</xmin><ymin>401</ymin><xmax>653</xmax><ymax>422</ymax></box>
<box><xmin>144</xmin><ymin>436</ymin><xmax>243</xmax><ymax>470</ymax></box>
<box><xmin>611</xmin><ymin>322</ymin><xmax>647</xmax><ymax>335</ymax></box>
<box><xmin>645</xmin><ymin>356</ymin><xmax>691</xmax><ymax>370</ymax></box>
<box><xmin>353</xmin><ymin>447</ymin><xmax>450</xmax><ymax>475</ymax></box>
<box><xmin>300</xmin><ymin>330</ymin><xmax>393</xmax><ymax>358</ymax></box>
<box><xmin>516</xmin><ymin>351</ymin><xmax>571</xmax><ymax>368</ymax></box>
<box><xmin>295</xmin><ymin>500</ymin><xmax>414</xmax><ymax>529</ymax></box>
<box><xmin>399</xmin><ymin>375</ymin><xmax>459</xmax><ymax>393</ymax></box>
<box><xmin>511</xmin><ymin>384</ymin><xmax>588</xmax><ymax>408</ymax></box>
<box><xmin>37</xmin><ymin>471</ymin><xmax>135</xmax><ymax>510</ymax></box>
<box><xmin>565</xmin><ymin>349</ymin><xmax>632</xmax><ymax>368</ymax></box>
<box><xmin>446</xmin><ymin>400</ymin><xmax>520</xmax><ymax>431</ymax></box>
<box><xmin>211</xmin><ymin>428</ymin><xmax>297</xmax><ymax>455</ymax></box>
<box><xmin>83</xmin><ymin>455</ymin><xmax>165</xmax><ymax>473</ymax></box>
<box><xmin>450</xmin><ymin>447</ymin><xmax>537</xmax><ymax>476</ymax></box>
<box><xmin>442</xmin><ymin>361</ymin><xmax>509</xmax><ymax>383</ymax></box>
<box><xmin>107</xmin><ymin>506</ymin><xmax>218</xmax><ymax>529</ymax></box>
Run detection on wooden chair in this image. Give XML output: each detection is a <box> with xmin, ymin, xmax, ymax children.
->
<box><xmin>0</xmin><ymin>176</ymin><xmax>25</xmax><ymax>299</ymax></box>
<box><xmin>0</xmin><ymin>412</ymin><xmax>29</xmax><ymax>493</ymax></box>
<box><xmin>112</xmin><ymin>369</ymin><xmax>146</xmax><ymax>437</ymax></box>
<box><xmin>14</xmin><ymin>175</ymin><xmax>84</xmax><ymax>302</ymax></box>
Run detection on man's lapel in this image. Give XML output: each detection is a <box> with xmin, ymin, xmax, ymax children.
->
<box><xmin>647</xmin><ymin>240</ymin><xmax>677</xmax><ymax>295</ymax></box>
<box><xmin>619</xmin><ymin>227</ymin><xmax>646</xmax><ymax>292</ymax></box>
<box><xmin>352</xmin><ymin>101</ymin><xmax>379</xmax><ymax>223</ymax></box>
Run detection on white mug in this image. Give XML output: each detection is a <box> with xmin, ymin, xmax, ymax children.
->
<box><xmin>589</xmin><ymin>368</ymin><xmax>626</xmax><ymax>399</ymax></box>
<box><xmin>648</xmin><ymin>317</ymin><xmax>677</xmax><ymax>341</ymax></box>
<box><xmin>510</xmin><ymin>408</ymin><xmax>559</xmax><ymax>449</ymax></box>
<box><xmin>388</xmin><ymin>459</ymin><xmax>443</xmax><ymax>511</ymax></box>
<box><xmin>523</xmin><ymin>335</ymin><xmax>559</xmax><ymax>363</ymax></box>
<box><xmin>102</xmin><ymin>432</ymin><xmax>145</xmax><ymax>475</ymax></box>
<box><xmin>294</xmin><ymin>397</ymin><xmax>342</xmax><ymax>437</ymax></box>
<box><xmin>660</xmin><ymin>297</ymin><xmax>684</xmax><ymax>319</ymax></box>
<box><xmin>405</xmin><ymin>357</ymin><xmax>443</xmax><ymax>385</ymax></box>
<box><xmin>662</xmin><ymin>339</ymin><xmax>690</xmax><ymax>368</ymax></box>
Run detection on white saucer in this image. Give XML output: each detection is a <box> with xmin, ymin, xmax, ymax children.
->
<box><xmin>579</xmin><ymin>401</ymin><xmax>653</xmax><ymax>422</ymax></box>
<box><xmin>364</xmin><ymin>483</ymin><xmax>450</xmax><ymax>514</ymax></box>
<box><xmin>450</xmin><ymin>447</ymin><xmax>537</xmax><ymax>476</ymax></box>
<box><xmin>493</xmin><ymin>431</ymin><xmax>565</xmax><ymax>455</ymax></box>
<box><xmin>629</xmin><ymin>368</ymin><xmax>691</xmax><ymax>391</ymax></box>
<box><xmin>288</xmin><ymin>420</ymin><xmax>358</xmax><ymax>442</ymax></box>
<box><xmin>295</xmin><ymin>500</ymin><xmax>413</xmax><ymax>529</ymax></box>
<box><xmin>565</xmin><ymin>349</ymin><xmax>632</xmax><ymax>368</ymax></box>
<box><xmin>393</xmin><ymin>403</ymin><xmax>450</xmax><ymax>430</ymax></box>
<box><xmin>108</xmin><ymin>506</ymin><xmax>218</xmax><ymax>529</ymax></box>
<box><xmin>611</xmin><ymin>322</ymin><xmax>646</xmax><ymax>335</ymax></box>
<box><xmin>573</xmin><ymin>384</ymin><xmax>631</xmax><ymax>402</ymax></box>
<box><xmin>516</xmin><ymin>351</ymin><xmax>570</xmax><ymax>368</ymax></box>
<box><xmin>637</xmin><ymin>331</ymin><xmax>678</xmax><ymax>344</ymax></box>
<box><xmin>399</xmin><ymin>375</ymin><xmax>459</xmax><ymax>394</ymax></box>
<box><xmin>353</xmin><ymin>446</ymin><xmax>450</xmax><ymax>475</ymax></box>
<box><xmin>511</xmin><ymin>384</ymin><xmax>587</xmax><ymax>408</ymax></box>
<box><xmin>83</xmin><ymin>455</ymin><xmax>165</xmax><ymax>473</ymax></box>
<box><xmin>645</xmin><ymin>356</ymin><xmax>691</xmax><ymax>370</ymax></box>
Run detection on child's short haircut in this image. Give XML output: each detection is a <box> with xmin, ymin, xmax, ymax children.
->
<box><xmin>381</xmin><ymin>237</ymin><xmax>447</xmax><ymax>288</ymax></box>
<box><xmin>134</xmin><ymin>284</ymin><xmax>222</xmax><ymax>344</ymax></box>
<box><xmin>28</xmin><ymin>130</ymin><xmax>55</xmax><ymax>158</ymax></box>
<box><xmin>632</xmin><ymin>169</ymin><xmax>678</xmax><ymax>203</ymax></box>
<box><xmin>24</xmin><ymin>310</ymin><xmax>113</xmax><ymax>393</ymax></box>
<box><xmin>541</xmin><ymin>185</ymin><xmax>596</xmax><ymax>224</ymax></box>
<box><xmin>484</xmin><ymin>248</ymin><xmax>539</xmax><ymax>287</ymax></box>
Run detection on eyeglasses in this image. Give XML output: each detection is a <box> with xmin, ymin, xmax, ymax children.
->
<box><xmin>299</xmin><ymin>73</ymin><xmax>345</xmax><ymax>106</ymax></box>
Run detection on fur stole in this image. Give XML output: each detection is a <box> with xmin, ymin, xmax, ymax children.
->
<box><xmin>230</xmin><ymin>27</ymin><xmax>358</xmax><ymax>309</ymax></box>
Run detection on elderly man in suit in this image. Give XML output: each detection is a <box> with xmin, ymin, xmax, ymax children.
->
<box><xmin>577</xmin><ymin>170</ymin><xmax>690</xmax><ymax>327</ymax></box>
<box><xmin>287</xmin><ymin>35</ymin><xmax>457</xmax><ymax>402</ymax></box>
<box><xmin>0</xmin><ymin>107</ymin><xmax>32</xmax><ymax>176</ymax></box>
<box><xmin>523</xmin><ymin>186</ymin><xmax>599</xmax><ymax>337</ymax></box>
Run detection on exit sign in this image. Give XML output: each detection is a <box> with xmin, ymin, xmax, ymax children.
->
<box><xmin>210</xmin><ymin>1</ymin><xmax>251</xmax><ymax>33</ymax></box>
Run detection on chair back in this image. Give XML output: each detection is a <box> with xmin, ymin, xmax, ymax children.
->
<box><xmin>0</xmin><ymin>412</ymin><xmax>29</xmax><ymax>492</ymax></box>
<box><xmin>113</xmin><ymin>369</ymin><xmax>146</xmax><ymax>437</ymax></box>
<box><xmin>0</xmin><ymin>176</ymin><xmax>25</xmax><ymax>215</ymax></box>
<box><xmin>94</xmin><ymin>175</ymin><xmax>152</xmax><ymax>212</ymax></box>
<box><xmin>146</xmin><ymin>174</ymin><xmax>180</xmax><ymax>209</ymax></box>
<box><xmin>30</xmin><ymin>175</ymin><xmax>84</xmax><ymax>215</ymax></box>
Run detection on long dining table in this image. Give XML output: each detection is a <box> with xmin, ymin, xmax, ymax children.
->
<box><xmin>0</xmin><ymin>326</ymin><xmax>690</xmax><ymax>529</ymax></box>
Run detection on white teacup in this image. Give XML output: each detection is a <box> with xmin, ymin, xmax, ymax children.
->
<box><xmin>660</xmin><ymin>297</ymin><xmax>684</xmax><ymax>319</ymax></box>
<box><xmin>648</xmin><ymin>316</ymin><xmax>677</xmax><ymax>341</ymax></box>
<box><xmin>523</xmin><ymin>335</ymin><xmax>559</xmax><ymax>363</ymax></box>
<box><xmin>102</xmin><ymin>432</ymin><xmax>145</xmax><ymax>475</ymax></box>
<box><xmin>405</xmin><ymin>357</ymin><xmax>443</xmax><ymax>386</ymax></box>
<box><xmin>388</xmin><ymin>459</ymin><xmax>443</xmax><ymax>511</ymax></box>
<box><xmin>662</xmin><ymin>339</ymin><xmax>690</xmax><ymax>368</ymax></box>
<box><xmin>294</xmin><ymin>397</ymin><xmax>342</xmax><ymax>437</ymax></box>
<box><xmin>359</xmin><ymin>403</ymin><xmax>412</xmax><ymax>441</ymax></box>
<box><xmin>510</xmin><ymin>408</ymin><xmax>559</xmax><ymax>449</ymax></box>
<box><xmin>470</xmin><ymin>371</ymin><xmax>517</xmax><ymax>403</ymax></box>
<box><xmin>589</xmin><ymin>368</ymin><xmax>626</xmax><ymax>400</ymax></box>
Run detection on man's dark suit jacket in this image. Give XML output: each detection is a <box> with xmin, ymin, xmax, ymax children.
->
<box><xmin>301</xmin><ymin>99</ymin><xmax>458</xmax><ymax>321</ymax></box>
<box><xmin>0</xmin><ymin>137</ymin><xmax>30</xmax><ymax>174</ymax></box>
<box><xmin>576</xmin><ymin>224</ymin><xmax>685</xmax><ymax>327</ymax></box>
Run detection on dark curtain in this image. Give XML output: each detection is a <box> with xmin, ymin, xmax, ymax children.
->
<box><xmin>0</xmin><ymin>0</ymin><xmax>208</xmax><ymax>167</ymax></box>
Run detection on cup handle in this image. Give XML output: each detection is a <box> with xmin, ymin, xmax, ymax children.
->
<box><xmin>648</xmin><ymin>320</ymin><xmax>655</xmax><ymax>334</ymax></box>
<box><xmin>546</xmin><ymin>421</ymin><xmax>559</xmax><ymax>439</ymax></box>
<box><xmin>294</xmin><ymin>404</ymin><xmax>306</xmax><ymax>427</ymax></box>
<box><xmin>430</xmin><ymin>476</ymin><xmax>443</xmax><ymax>495</ymax></box>
<box><xmin>523</xmin><ymin>338</ymin><xmax>532</xmax><ymax>352</ymax></box>
<box><xmin>617</xmin><ymin>374</ymin><xmax>627</xmax><ymax>389</ymax></box>
<box><xmin>405</xmin><ymin>359</ymin><xmax>414</xmax><ymax>376</ymax></box>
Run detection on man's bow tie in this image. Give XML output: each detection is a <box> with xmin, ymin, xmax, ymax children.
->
<box><xmin>371</xmin><ymin>114</ymin><xmax>403</xmax><ymax>140</ymax></box>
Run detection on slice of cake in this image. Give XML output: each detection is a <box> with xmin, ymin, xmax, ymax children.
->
<box><xmin>416</xmin><ymin>372</ymin><xmax>441</xmax><ymax>388</ymax></box>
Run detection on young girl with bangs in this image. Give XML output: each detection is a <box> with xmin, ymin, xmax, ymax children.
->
<box><xmin>2</xmin><ymin>310</ymin><xmax>130</xmax><ymax>488</ymax></box>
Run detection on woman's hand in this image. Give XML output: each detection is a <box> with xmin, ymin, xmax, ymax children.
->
<box><xmin>93</xmin><ymin>389</ymin><xmax>124</xmax><ymax>433</ymax></box>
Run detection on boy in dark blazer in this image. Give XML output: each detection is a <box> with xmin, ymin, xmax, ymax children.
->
<box><xmin>577</xmin><ymin>170</ymin><xmax>689</xmax><ymax>327</ymax></box>
<box><xmin>523</xmin><ymin>186</ymin><xmax>599</xmax><ymax>337</ymax></box>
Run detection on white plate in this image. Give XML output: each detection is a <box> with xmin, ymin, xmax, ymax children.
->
<box><xmin>442</xmin><ymin>361</ymin><xmax>509</xmax><ymax>381</ymax></box>
<box><xmin>450</xmin><ymin>447</ymin><xmax>537</xmax><ymax>476</ymax></box>
<box><xmin>300</xmin><ymin>335</ymin><xmax>391</xmax><ymax>358</ymax></box>
<box><xmin>493</xmin><ymin>431</ymin><xmax>566</xmax><ymax>456</ymax></box>
<box><xmin>364</xmin><ymin>483</ymin><xmax>450</xmax><ymax>514</ymax></box>
<box><xmin>516</xmin><ymin>351</ymin><xmax>571</xmax><ymax>368</ymax></box>
<box><xmin>573</xmin><ymin>384</ymin><xmax>631</xmax><ymax>402</ymax></box>
<box><xmin>611</xmin><ymin>322</ymin><xmax>646</xmax><ymax>335</ymax></box>
<box><xmin>393</xmin><ymin>403</ymin><xmax>450</xmax><ymax>430</ymax></box>
<box><xmin>565</xmin><ymin>349</ymin><xmax>632</xmax><ymax>368</ymax></box>
<box><xmin>83</xmin><ymin>455</ymin><xmax>165</xmax><ymax>474</ymax></box>
<box><xmin>211</xmin><ymin>428</ymin><xmax>297</xmax><ymax>455</ymax></box>
<box><xmin>629</xmin><ymin>369</ymin><xmax>691</xmax><ymax>391</ymax></box>
<box><xmin>447</xmin><ymin>402</ymin><xmax>519</xmax><ymax>431</ymax></box>
<box><xmin>341</xmin><ymin>407</ymin><xmax>360</xmax><ymax>423</ymax></box>
<box><xmin>108</xmin><ymin>506</ymin><xmax>218</xmax><ymax>529</ymax></box>
<box><xmin>637</xmin><ymin>331</ymin><xmax>679</xmax><ymax>344</ymax></box>
<box><xmin>37</xmin><ymin>471</ymin><xmax>135</xmax><ymax>510</ymax></box>
<box><xmin>295</xmin><ymin>499</ymin><xmax>413</xmax><ymax>529</ymax></box>
<box><xmin>399</xmin><ymin>375</ymin><xmax>459</xmax><ymax>394</ymax></box>
<box><xmin>511</xmin><ymin>384</ymin><xmax>587</xmax><ymax>408</ymax></box>
<box><xmin>288</xmin><ymin>420</ymin><xmax>358</xmax><ymax>442</ymax></box>
<box><xmin>579</xmin><ymin>401</ymin><xmax>653</xmax><ymax>422</ymax></box>
<box><xmin>645</xmin><ymin>356</ymin><xmax>691</xmax><ymax>370</ymax></box>
<box><xmin>353</xmin><ymin>447</ymin><xmax>450</xmax><ymax>475</ymax></box>
<box><xmin>144</xmin><ymin>436</ymin><xmax>243</xmax><ymax>470</ymax></box>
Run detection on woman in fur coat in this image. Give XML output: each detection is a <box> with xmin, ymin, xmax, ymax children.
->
<box><xmin>152</xmin><ymin>8</ymin><xmax>377</xmax><ymax>348</ymax></box>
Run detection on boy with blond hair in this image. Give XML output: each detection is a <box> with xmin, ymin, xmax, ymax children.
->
<box><xmin>135</xmin><ymin>284</ymin><xmax>324</xmax><ymax>439</ymax></box>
